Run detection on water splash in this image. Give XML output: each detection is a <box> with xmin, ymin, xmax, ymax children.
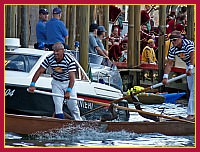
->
<box><xmin>5</xmin><ymin>101</ymin><xmax>195</xmax><ymax>147</ymax></box>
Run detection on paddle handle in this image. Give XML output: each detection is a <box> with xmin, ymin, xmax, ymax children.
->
<box><xmin>79</xmin><ymin>99</ymin><xmax>194</xmax><ymax>124</ymax></box>
<box><xmin>27</xmin><ymin>89</ymin><xmax>193</xmax><ymax>123</ymax></box>
<box><xmin>133</xmin><ymin>73</ymin><xmax>187</xmax><ymax>95</ymax></box>
<box><xmin>27</xmin><ymin>89</ymin><xmax>85</xmax><ymax>101</ymax></box>
<box><xmin>151</xmin><ymin>74</ymin><xmax>187</xmax><ymax>89</ymax></box>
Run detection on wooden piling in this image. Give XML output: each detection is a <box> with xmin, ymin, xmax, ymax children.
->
<box><xmin>158</xmin><ymin>5</ymin><xmax>166</xmax><ymax>84</ymax></box>
<box><xmin>76</xmin><ymin>6</ymin><xmax>81</xmax><ymax>43</ymax></box>
<box><xmin>68</xmin><ymin>5</ymin><xmax>76</xmax><ymax>50</ymax></box>
<box><xmin>187</xmin><ymin>5</ymin><xmax>195</xmax><ymax>41</ymax></box>
<box><xmin>103</xmin><ymin>5</ymin><xmax>109</xmax><ymax>50</ymax></box>
<box><xmin>127</xmin><ymin>5</ymin><xmax>134</xmax><ymax>68</ymax></box>
<box><xmin>90</xmin><ymin>5</ymin><xmax>96</xmax><ymax>24</ymax></box>
<box><xmin>79</xmin><ymin>6</ymin><xmax>89</xmax><ymax>71</ymax></box>
<box><xmin>21</xmin><ymin>6</ymin><xmax>28</xmax><ymax>47</ymax></box>
<box><xmin>134</xmin><ymin>5</ymin><xmax>141</xmax><ymax>85</ymax></box>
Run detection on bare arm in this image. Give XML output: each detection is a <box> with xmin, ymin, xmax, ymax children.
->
<box><xmin>187</xmin><ymin>51</ymin><xmax>195</xmax><ymax>76</ymax></box>
<box><xmin>65</xmin><ymin>35</ymin><xmax>69</xmax><ymax>39</ymax></box>
<box><xmin>28</xmin><ymin>66</ymin><xmax>46</xmax><ymax>92</ymax></box>
<box><xmin>189</xmin><ymin>51</ymin><xmax>195</xmax><ymax>66</ymax></box>
<box><xmin>64</xmin><ymin>71</ymin><xmax>75</xmax><ymax>99</ymax></box>
<box><xmin>95</xmin><ymin>46</ymin><xmax>109</xmax><ymax>59</ymax></box>
<box><xmin>164</xmin><ymin>59</ymin><xmax>174</xmax><ymax>74</ymax></box>
<box><xmin>68</xmin><ymin>71</ymin><xmax>75</xmax><ymax>89</ymax></box>
<box><xmin>162</xmin><ymin>59</ymin><xmax>174</xmax><ymax>84</ymax></box>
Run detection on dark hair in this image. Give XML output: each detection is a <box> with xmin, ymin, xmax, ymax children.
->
<box><xmin>89</xmin><ymin>23</ymin><xmax>98</xmax><ymax>32</ymax></box>
<box><xmin>97</xmin><ymin>30</ymin><xmax>104</xmax><ymax>36</ymax></box>
<box><xmin>181</xmin><ymin>6</ymin><xmax>187</xmax><ymax>13</ymax></box>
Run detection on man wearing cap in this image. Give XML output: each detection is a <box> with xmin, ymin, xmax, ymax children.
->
<box><xmin>141</xmin><ymin>39</ymin><xmax>157</xmax><ymax>64</ymax></box>
<box><xmin>35</xmin><ymin>8</ymin><xmax>49</xmax><ymax>50</ymax></box>
<box><xmin>96</xmin><ymin>25</ymin><xmax>109</xmax><ymax>58</ymax></box>
<box><xmin>89</xmin><ymin>23</ymin><xmax>98</xmax><ymax>54</ymax></box>
<box><xmin>88</xmin><ymin>24</ymin><xmax>109</xmax><ymax>60</ymax></box>
<box><xmin>162</xmin><ymin>30</ymin><xmax>195</xmax><ymax>121</ymax></box>
<box><xmin>46</xmin><ymin>7</ymin><xmax>68</xmax><ymax>50</ymax></box>
<box><xmin>28</xmin><ymin>42</ymin><xmax>82</xmax><ymax>120</ymax></box>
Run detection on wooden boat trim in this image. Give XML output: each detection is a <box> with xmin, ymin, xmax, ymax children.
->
<box><xmin>5</xmin><ymin>114</ymin><xmax>195</xmax><ymax>136</ymax></box>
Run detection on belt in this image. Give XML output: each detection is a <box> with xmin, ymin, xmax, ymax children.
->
<box><xmin>53</xmin><ymin>77</ymin><xmax>69</xmax><ymax>82</ymax></box>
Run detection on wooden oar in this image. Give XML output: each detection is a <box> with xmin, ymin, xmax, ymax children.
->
<box><xmin>28</xmin><ymin>87</ymin><xmax>194</xmax><ymax>124</ymax></box>
<box><xmin>81</xmin><ymin>73</ymin><xmax>187</xmax><ymax>116</ymax></box>
<box><xmin>77</xmin><ymin>99</ymin><xmax>194</xmax><ymax>124</ymax></box>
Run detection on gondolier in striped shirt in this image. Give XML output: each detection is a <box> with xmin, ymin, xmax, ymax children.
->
<box><xmin>28</xmin><ymin>42</ymin><xmax>82</xmax><ymax>120</ymax></box>
<box><xmin>162</xmin><ymin>30</ymin><xmax>195</xmax><ymax>121</ymax></box>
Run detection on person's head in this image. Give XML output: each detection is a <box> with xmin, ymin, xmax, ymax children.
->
<box><xmin>165</xmin><ymin>34</ymin><xmax>170</xmax><ymax>41</ymax></box>
<box><xmin>52</xmin><ymin>42</ymin><xmax>64</xmax><ymax>60</ymax></box>
<box><xmin>53</xmin><ymin>7</ymin><xmax>62</xmax><ymax>19</ymax></box>
<box><xmin>147</xmin><ymin>39</ymin><xmax>155</xmax><ymax>48</ymax></box>
<box><xmin>112</xmin><ymin>27</ymin><xmax>119</xmax><ymax>35</ymax></box>
<box><xmin>121</xmin><ymin>39</ymin><xmax>128</xmax><ymax>50</ymax></box>
<box><xmin>97</xmin><ymin>25</ymin><xmax>107</xmax><ymax>38</ymax></box>
<box><xmin>167</xmin><ymin>13</ymin><xmax>175</xmax><ymax>20</ymax></box>
<box><xmin>89</xmin><ymin>23</ymin><xmax>98</xmax><ymax>33</ymax></box>
<box><xmin>141</xmin><ymin>24</ymin><xmax>147</xmax><ymax>31</ymax></box>
<box><xmin>169</xmin><ymin>30</ymin><xmax>183</xmax><ymax>48</ymax></box>
<box><xmin>39</xmin><ymin>8</ymin><xmax>49</xmax><ymax>21</ymax></box>
<box><xmin>145</xmin><ymin>5</ymin><xmax>151</xmax><ymax>11</ymax></box>
<box><xmin>181</xmin><ymin>6</ymin><xmax>187</xmax><ymax>13</ymax></box>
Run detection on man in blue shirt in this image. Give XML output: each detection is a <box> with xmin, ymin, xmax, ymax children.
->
<box><xmin>96</xmin><ymin>25</ymin><xmax>109</xmax><ymax>58</ymax></box>
<box><xmin>89</xmin><ymin>24</ymin><xmax>109</xmax><ymax>59</ymax></box>
<box><xmin>89</xmin><ymin>23</ymin><xmax>99</xmax><ymax>54</ymax></box>
<box><xmin>35</xmin><ymin>8</ymin><xmax>49</xmax><ymax>50</ymax></box>
<box><xmin>46</xmin><ymin>7</ymin><xmax>68</xmax><ymax>50</ymax></box>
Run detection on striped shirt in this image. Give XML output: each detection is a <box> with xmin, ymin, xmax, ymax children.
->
<box><xmin>168</xmin><ymin>39</ymin><xmax>195</xmax><ymax>66</ymax></box>
<box><xmin>41</xmin><ymin>53</ymin><xmax>76</xmax><ymax>81</ymax></box>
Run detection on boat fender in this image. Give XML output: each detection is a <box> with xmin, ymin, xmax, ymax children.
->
<box><xmin>127</xmin><ymin>86</ymin><xmax>145</xmax><ymax>96</ymax></box>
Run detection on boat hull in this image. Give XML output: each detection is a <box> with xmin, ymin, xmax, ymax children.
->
<box><xmin>5</xmin><ymin>114</ymin><xmax>194</xmax><ymax>136</ymax></box>
<box><xmin>128</xmin><ymin>93</ymin><xmax>186</xmax><ymax>104</ymax></box>
<box><xmin>5</xmin><ymin>84</ymin><xmax>129</xmax><ymax>121</ymax></box>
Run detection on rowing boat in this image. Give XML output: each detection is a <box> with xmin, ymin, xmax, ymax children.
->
<box><xmin>135</xmin><ymin>92</ymin><xmax>186</xmax><ymax>104</ymax></box>
<box><xmin>5</xmin><ymin>114</ymin><xmax>195</xmax><ymax>136</ymax></box>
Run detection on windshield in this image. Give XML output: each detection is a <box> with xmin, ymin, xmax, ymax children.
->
<box><xmin>5</xmin><ymin>53</ymin><xmax>40</xmax><ymax>72</ymax></box>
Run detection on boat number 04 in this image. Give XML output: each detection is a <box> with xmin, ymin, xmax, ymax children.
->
<box><xmin>5</xmin><ymin>89</ymin><xmax>15</xmax><ymax>97</ymax></box>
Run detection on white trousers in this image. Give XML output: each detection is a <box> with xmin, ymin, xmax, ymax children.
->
<box><xmin>186</xmin><ymin>66</ymin><xmax>195</xmax><ymax>115</ymax></box>
<box><xmin>51</xmin><ymin>79</ymin><xmax>82</xmax><ymax>120</ymax></box>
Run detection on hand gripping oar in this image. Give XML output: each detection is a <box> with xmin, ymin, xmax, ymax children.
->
<box><xmin>27</xmin><ymin>87</ymin><xmax>193</xmax><ymax>124</ymax></box>
<box><xmin>81</xmin><ymin>73</ymin><xmax>187</xmax><ymax>116</ymax></box>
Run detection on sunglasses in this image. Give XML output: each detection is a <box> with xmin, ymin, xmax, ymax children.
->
<box><xmin>170</xmin><ymin>38</ymin><xmax>178</xmax><ymax>42</ymax></box>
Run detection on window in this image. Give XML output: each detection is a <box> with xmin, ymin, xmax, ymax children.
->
<box><xmin>5</xmin><ymin>53</ymin><xmax>39</xmax><ymax>73</ymax></box>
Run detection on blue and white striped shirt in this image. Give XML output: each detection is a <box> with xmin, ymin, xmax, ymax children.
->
<box><xmin>168</xmin><ymin>39</ymin><xmax>195</xmax><ymax>66</ymax></box>
<box><xmin>41</xmin><ymin>53</ymin><xmax>76</xmax><ymax>81</ymax></box>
